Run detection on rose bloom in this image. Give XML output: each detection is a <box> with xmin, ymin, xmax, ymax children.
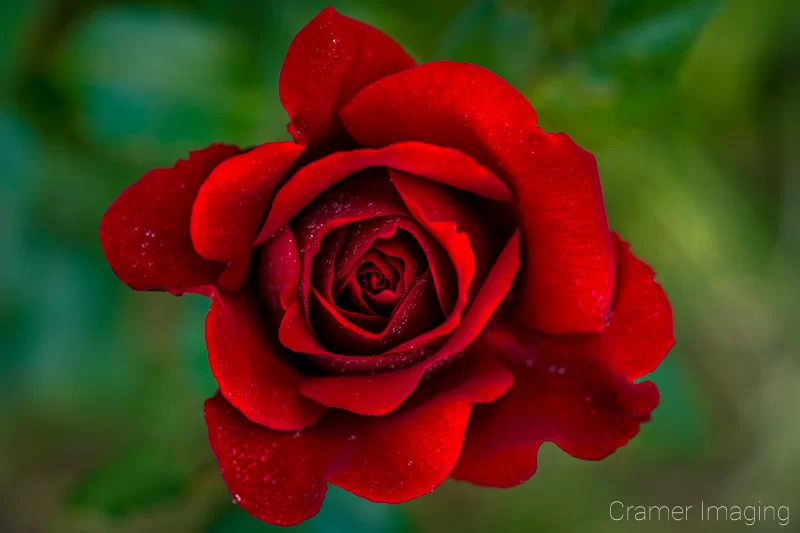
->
<box><xmin>100</xmin><ymin>7</ymin><xmax>673</xmax><ymax>527</ymax></box>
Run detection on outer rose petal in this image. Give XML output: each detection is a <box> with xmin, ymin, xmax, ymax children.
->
<box><xmin>299</xmin><ymin>231</ymin><xmax>520</xmax><ymax>415</ymax></box>
<box><xmin>280</xmin><ymin>7</ymin><xmax>415</xmax><ymax>145</ymax></box>
<box><xmin>451</xmin><ymin>236</ymin><xmax>673</xmax><ymax>486</ymax></box>
<box><xmin>100</xmin><ymin>144</ymin><xmax>239</xmax><ymax>296</ymax></box>
<box><xmin>595</xmin><ymin>235</ymin><xmax>674</xmax><ymax>380</ymax></box>
<box><xmin>206</xmin><ymin>287</ymin><xmax>326</xmax><ymax>431</ymax></box>
<box><xmin>341</xmin><ymin>61</ymin><xmax>615</xmax><ymax>334</ymax></box>
<box><xmin>450</xmin><ymin>349</ymin><xmax>659</xmax><ymax>487</ymax></box>
<box><xmin>205</xmin><ymin>356</ymin><xmax>513</xmax><ymax>526</ymax></box>
<box><xmin>190</xmin><ymin>142</ymin><xmax>304</xmax><ymax>290</ymax></box>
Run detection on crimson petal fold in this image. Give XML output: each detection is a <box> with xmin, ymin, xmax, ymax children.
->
<box><xmin>206</xmin><ymin>288</ymin><xmax>326</xmax><ymax>431</ymax></box>
<box><xmin>100</xmin><ymin>144</ymin><xmax>240</xmax><ymax>296</ymax></box>
<box><xmin>451</xmin><ymin>235</ymin><xmax>673</xmax><ymax>486</ymax></box>
<box><xmin>280</xmin><ymin>7</ymin><xmax>415</xmax><ymax>145</ymax></box>
<box><xmin>255</xmin><ymin>141</ymin><xmax>509</xmax><ymax>245</ymax></box>
<box><xmin>190</xmin><ymin>142</ymin><xmax>304</xmax><ymax>290</ymax></box>
<box><xmin>341</xmin><ymin>61</ymin><xmax>616</xmax><ymax>335</ymax></box>
<box><xmin>204</xmin><ymin>355</ymin><xmax>512</xmax><ymax>526</ymax></box>
<box><xmin>451</xmin><ymin>332</ymin><xmax>659</xmax><ymax>487</ymax></box>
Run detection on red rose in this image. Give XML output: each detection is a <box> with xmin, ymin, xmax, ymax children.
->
<box><xmin>100</xmin><ymin>7</ymin><xmax>673</xmax><ymax>527</ymax></box>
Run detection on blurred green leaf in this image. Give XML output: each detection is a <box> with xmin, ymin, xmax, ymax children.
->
<box><xmin>52</xmin><ymin>5</ymin><xmax>271</xmax><ymax>165</ymax></box>
<box><xmin>679</xmin><ymin>0</ymin><xmax>798</xmax><ymax>133</ymax></box>
<box><xmin>68</xmin><ymin>445</ymin><xmax>189</xmax><ymax>517</ymax></box>
<box><xmin>438</xmin><ymin>0</ymin><xmax>542</xmax><ymax>86</ymax></box>
<box><xmin>0</xmin><ymin>111</ymin><xmax>40</xmax><ymax>368</ymax></box>
<box><xmin>638</xmin><ymin>354</ymin><xmax>710</xmax><ymax>458</ymax></box>
<box><xmin>208</xmin><ymin>506</ymin><xmax>307</xmax><ymax>533</ymax></box>
<box><xmin>589</xmin><ymin>0</ymin><xmax>720</xmax><ymax>78</ymax></box>
<box><xmin>181</xmin><ymin>295</ymin><xmax>217</xmax><ymax>401</ymax></box>
<box><xmin>0</xmin><ymin>2</ymin><xmax>39</xmax><ymax>87</ymax></box>
<box><xmin>310</xmin><ymin>487</ymin><xmax>409</xmax><ymax>533</ymax></box>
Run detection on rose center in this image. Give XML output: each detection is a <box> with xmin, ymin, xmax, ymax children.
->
<box><xmin>359</xmin><ymin>270</ymin><xmax>389</xmax><ymax>294</ymax></box>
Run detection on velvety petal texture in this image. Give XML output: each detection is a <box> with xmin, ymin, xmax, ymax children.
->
<box><xmin>191</xmin><ymin>142</ymin><xmax>304</xmax><ymax>263</ymax></box>
<box><xmin>206</xmin><ymin>288</ymin><xmax>326</xmax><ymax>431</ymax></box>
<box><xmin>341</xmin><ymin>61</ymin><xmax>616</xmax><ymax>335</ymax></box>
<box><xmin>100</xmin><ymin>144</ymin><xmax>240</xmax><ymax>295</ymax></box>
<box><xmin>451</xmin><ymin>347</ymin><xmax>659</xmax><ymax>487</ymax></box>
<box><xmin>256</xmin><ymin>141</ymin><xmax>509</xmax><ymax>245</ymax></box>
<box><xmin>280</xmin><ymin>7</ymin><xmax>415</xmax><ymax>144</ymax></box>
<box><xmin>451</xmin><ymin>236</ymin><xmax>673</xmax><ymax>486</ymax></box>
<box><xmin>205</xmin><ymin>356</ymin><xmax>513</xmax><ymax>526</ymax></box>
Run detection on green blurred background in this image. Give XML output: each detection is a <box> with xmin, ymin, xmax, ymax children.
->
<box><xmin>1</xmin><ymin>0</ymin><xmax>799</xmax><ymax>531</ymax></box>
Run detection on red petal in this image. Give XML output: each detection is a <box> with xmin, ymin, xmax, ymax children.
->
<box><xmin>206</xmin><ymin>288</ymin><xmax>326</xmax><ymax>431</ymax></box>
<box><xmin>310</xmin><ymin>226</ymin><xmax>349</xmax><ymax>301</ymax></box>
<box><xmin>300</xmin><ymin>231</ymin><xmax>520</xmax><ymax>414</ymax></box>
<box><xmin>332</xmin><ymin>303</ymin><xmax>389</xmax><ymax>333</ymax></box>
<box><xmin>256</xmin><ymin>225</ymin><xmax>301</xmax><ymax>324</ymax></box>
<box><xmin>450</xmin><ymin>236</ymin><xmax>673</xmax><ymax>486</ymax></box>
<box><xmin>493</xmin><ymin>235</ymin><xmax>674</xmax><ymax>379</ymax></box>
<box><xmin>385</xmin><ymin>218</ymin><xmax>458</xmax><ymax>319</ymax></box>
<box><xmin>338</xmin><ymin>278</ymin><xmax>382</xmax><ymax>318</ymax></box>
<box><xmin>362</xmin><ymin>287</ymin><xmax>401</xmax><ymax>315</ymax></box>
<box><xmin>434</xmin><ymin>230</ymin><xmax>520</xmax><ymax>357</ymax></box>
<box><xmin>596</xmin><ymin>235</ymin><xmax>675</xmax><ymax>379</ymax></box>
<box><xmin>204</xmin><ymin>356</ymin><xmax>512</xmax><ymax>526</ymax></box>
<box><xmin>278</xmin><ymin>303</ymin><xmax>324</xmax><ymax>356</ymax></box>
<box><xmin>451</xmin><ymin>339</ymin><xmax>659</xmax><ymax>487</ymax></box>
<box><xmin>255</xmin><ymin>142</ymin><xmax>508</xmax><ymax>245</ymax></box>
<box><xmin>100</xmin><ymin>144</ymin><xmax>239</xmax><ymax>295</ymax></box>
<box><xmin>307</xmin><ymin>338</ymin><xmax>433</xmax><ymax>375</ymax></box>
<box><xmin>190</xmin><ymin>142</ymin><xmax>304</xmax><ymax>277</ymax></box>
<box><xmin>390</xmin><ymin>169</ymin><xmax>505</xmax><ymax>307</ymax></box>
<box><xmin>279</xmin><ymin>7</ymin><xmax>415</xmax><ymax>145</ymax></box>
<box><xmin>341</xmin><ymin>61</ymin><xmax>615</xmax><ymax>334</ymax></box>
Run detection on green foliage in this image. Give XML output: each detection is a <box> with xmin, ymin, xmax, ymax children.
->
<box><xmin>68</xmin><ymin>446</ymin><xmax>190</xmax><ymax>517</ymax></box>
<box><xmin>53</xmin><ymin>5</ymin><xmax>269</xmax><ymax>164</ymax></box>
<box><xmin>638</xmin><ymin>355</ymin><xmax>710</xmax><ymax>459</ymax></box>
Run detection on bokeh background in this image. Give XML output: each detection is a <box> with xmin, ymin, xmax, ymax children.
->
<box><xmin>2</xmin><ymin>0</ymin><xmax>799</xmax><ymax>531</ymax></box>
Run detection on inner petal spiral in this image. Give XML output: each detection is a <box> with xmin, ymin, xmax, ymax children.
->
<box><xmin>267</xmin><ymin>165</ymin><xmax>517</xmax><ymax>378</ymax></box>
<box><xmin>310</xmin><ymin>221</ymin><xmax>443</xmax><ymax>353</ymax></box>
<box><xmin>278</xmin><ymin>170</ymin><xmax>458</xmax><ymax>358</ymax></box>
<box><xmin>360</xmin><ymin>268</ymin><xmax>389</xmax><ymax>293</ymax></box>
